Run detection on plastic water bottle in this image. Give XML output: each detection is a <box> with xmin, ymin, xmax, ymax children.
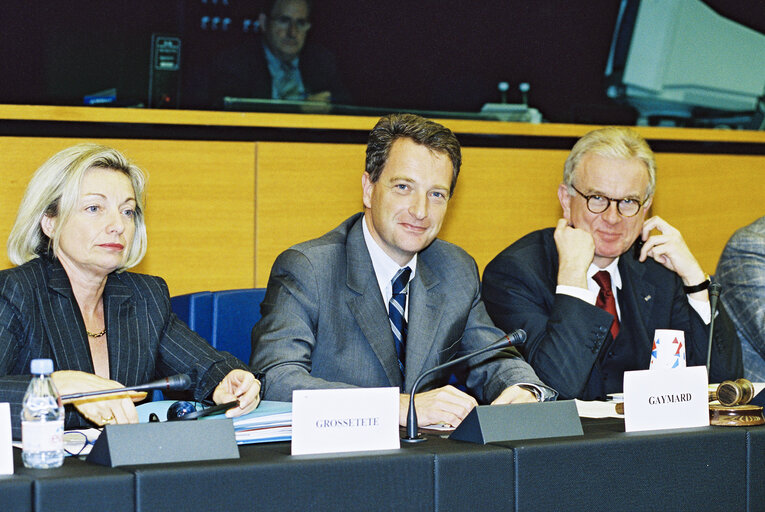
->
<box><xmin>21</xmin><ymin>359</ymin><xmax>64</xmax><ymax>469</ymax></box>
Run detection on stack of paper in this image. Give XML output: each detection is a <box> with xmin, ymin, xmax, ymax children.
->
<box><xmin>230</xmin><ymin>400</ymin><xmax>292</xmax><ymax>444</ymax></box>
<box><xmin>137</xmin><ymin>399</ymin><xmax>292</xmax><ymax>445</ymax></box>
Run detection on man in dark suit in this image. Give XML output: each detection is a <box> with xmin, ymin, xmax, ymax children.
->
<box><xmin>482</xmin><ymin>127</ymin><xmax>742</xmax><ymax>400</ymax></box>
<box><xmin>205</xmin><ymin>0</ymin><xmax>349</xmax><ymax>107</ymax></box>
<box><xmin>251</xmin><ymin>113</ymin><xmax>554</xmax><ymax>429</ymax></box>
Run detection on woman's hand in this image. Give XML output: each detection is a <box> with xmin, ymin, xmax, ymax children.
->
<box><xmin>51</xmin><ymin>370</ymin><xmax>145</xmax><ymax>426</ymax></box>
<box><xmin>212</xmin><ymin>369</ymin><xmax>261</xmax><ymax>418</ymax></box>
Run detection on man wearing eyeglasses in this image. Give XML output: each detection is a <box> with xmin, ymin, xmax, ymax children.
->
<box><xmin>482</xmin><ymin>126</ymin><xmax>742</xmax><ymax>400</ymax></box>
<box><xmin>206</xmin><ymin>0</ymin><xmax>349</xmax><ymax>106</ymax></box>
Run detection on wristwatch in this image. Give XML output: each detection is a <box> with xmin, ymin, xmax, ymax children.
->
<box><xmin>518</xmin><ymin>384</ymin><xmax>557</xmax><ymax>402</ymax></box>
<box><xmin>683</xmin><ymin>274</ymin><xmax>711</xmax><ymax>294</ymax></box>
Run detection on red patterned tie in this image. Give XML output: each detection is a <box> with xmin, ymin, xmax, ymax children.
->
<box><xmin>593</xmin><ymin>271</ymin><xmax>620</xmax><ymax>339</ymax></box>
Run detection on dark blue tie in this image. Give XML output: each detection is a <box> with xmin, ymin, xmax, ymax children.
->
<box><xmin>389</xmin><ymin>267</ymin><xmax>411</xmax><ymax>375</ymax></box>
<box><xmin>276</xmin><ymin>62</ymin><xmax>303</xmax><ymax>100</ymax></box>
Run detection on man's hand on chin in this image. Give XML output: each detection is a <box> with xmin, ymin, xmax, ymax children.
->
<box><xmin>554</xmin><ymin>218</ymin><xmax>595</xmax><ymax>289</ymax></box>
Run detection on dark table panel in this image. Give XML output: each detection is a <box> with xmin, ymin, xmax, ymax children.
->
<box><xmin>132</xmin><ymin>441</ymin><xmax>435</xmax><ymax>512</ymax></box>
<box><xmin>0</xmin><ymin>472</ymin><xmax>33</xmax><ymax>512</ymax></box>
<box><xmin>748</xmin><ymin>426</ymin><xmax>765</xmax><ymax>512</ymax></box>
<box><xmin>6</xmin><ymin>420</ymin><xmax>764</xmax><ymax>512</ymax></box>
<box><xmin>406</xmin><ymin>435</ymin><xmax>516</xmax><ymax>512</ymax></box>
<box><xmin>498</xmin><ymin>425</ymin><xmax>748</xmax><ymax>512</ymax></box>
<box><xmin>11</xmin><ymin>449</ymin><xmax>134</xmax><ymax>512</ymax></box>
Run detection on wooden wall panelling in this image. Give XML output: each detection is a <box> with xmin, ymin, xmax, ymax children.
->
<box><xmin>439</xmin><ymin>147</ymin><xmax>566</xmax><ymax>272</ymax></box>
<box><xmin>251</xmin><ymin>142</ymin><xmax>765</xmax><ymax>287</ymax></box>
<box><xmin>0</xmin><ymin>137</ymin><xmax>256</xmax><ymax>296</ymax></box>
<box><xmin>650</xmin><ymin>153</ymin><xmax>765</xmax><ymax>273</ymax></box>
<box><xmin>254</xmin><ymin>142</ymin><xmax>365</xmax><ymax>286</ymax></box>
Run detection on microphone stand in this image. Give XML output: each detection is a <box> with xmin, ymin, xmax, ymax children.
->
<box><xmin>60</xmin><ymin>374</ymin><xmax>191</xmax><ymax>401</ymax></box>
<box><xmin>402</xmin><ymin>330</ymin><xmax>526</xmax><ymax>443</ymax></box>
<box><xmin>705</xmin><ymin>283</ymin><xmax>722</xmax><ymax>379</ymax></box>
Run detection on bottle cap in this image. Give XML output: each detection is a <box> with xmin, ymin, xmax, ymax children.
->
<box><xmin>30</xmin><ymin>358</ymin><xmax>54</xmax><ymax>375</ymax></box>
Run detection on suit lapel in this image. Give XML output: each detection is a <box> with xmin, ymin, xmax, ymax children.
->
<box><xmin>618</xmin><ymin>254</ymin><xmax>656</xmax><ymax>348</ymax></box>
<box><xmin>404</xmin><ymin>260</ymin><xmax>445</xmax><ymax>390</ymax></box>
<box><xmin>102</xmin><ymin>274</ymin><xmax>147</xmax><ymax>385</ymax></box>
<box><xmin>42</xmin><ymin>260</ymin><xmax>93</xmax><ymax>373</ymax></box>
<box><xmin>344</xmin><ymin>219</ymin><xmax>403</xmax><ymax>388</ymax></box>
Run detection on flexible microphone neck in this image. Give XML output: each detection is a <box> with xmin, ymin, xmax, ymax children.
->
<box><xmin>403</xmin><ymin>329</ymin><xmax>526</xmax><ymax>443</ymax></box>
<box><xmin>60</xmin><ymin>374</ymin><xmax>192</xmax><ymax>402</ymax></box>
<box><xmin>706</xmin><ymin>283</ymin><xmax>722</xmax><ymax>379</ymax></box>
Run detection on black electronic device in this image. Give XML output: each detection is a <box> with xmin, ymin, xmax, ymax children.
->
<box><xmin>148</xmin><ymin>33</ymin><xmax>182</xmax><ymax>108</ymax></box>
<box><xmin>170</xmin><ymin>400</ymin><xmax>239</xmax><ymax>421</ymax></box>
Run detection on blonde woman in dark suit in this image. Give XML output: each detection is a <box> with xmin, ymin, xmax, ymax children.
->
<box><xmin>0</xmin><ymin>144</ymin><xmax>260</xmax><ymax>438</ymax></box>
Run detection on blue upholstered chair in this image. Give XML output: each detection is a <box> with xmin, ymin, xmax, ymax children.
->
<box><xmin>170</xmin><ymin>291</ymin><xmax>213</xmax><ymax>342</ymax></box>
<box><xmin>170</xmin><ymin>288</ymin><xmax>267</xmax><ymax>364</ymax></box>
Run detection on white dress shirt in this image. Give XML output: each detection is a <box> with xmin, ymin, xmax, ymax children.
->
<box><xmin>361</xmin><ymin>214</ymin><xmax>416</xmax><ymax>321</ymax></box>
<box><xmin>362</xmin><ymin>215</ymin><xmax>554</xmax><ymax>401</ymax></box>
<box><xmin>556</xmin><ymin>257</ymin><xmax>711</xmax><ymax>324</ymax></box>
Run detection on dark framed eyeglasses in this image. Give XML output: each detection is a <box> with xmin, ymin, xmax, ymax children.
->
<box><xmin>64</xmin><ymin>430</ymin><xmax>97</xmax><ymax>457</ymax></box>
<box><xmin>272</xmin><ymin>15</ymin><xmax>311</xmax><ymax>32</ymax></box>
<box><xmin>570</xmin><ymin>185</ymin><xmax>645</xmax><ymax>217</ymax></box>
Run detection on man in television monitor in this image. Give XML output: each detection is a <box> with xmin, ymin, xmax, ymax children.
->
<box><xmin>482</xmin><ymin>126</ymin><xmax>742</xmax><ymax>400</ymax></box>
<box><xmin>208</xmin><ymin>0</ymin><xmax>350</xmax><ymax>106</ymax></box>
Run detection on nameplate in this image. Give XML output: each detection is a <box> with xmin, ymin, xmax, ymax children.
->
<box><xmin>291</xmin><ymin>387</ymin><xmax>399</xmax><ymax>455</ymax></box>
<box><xmin>0</xmin><ymin>403</ymin><xmax>12</xmax><ymax>474</ymax></box>
<box><xmin>623</xmin><ymin>366</ymin><xmax>709</xmax><ymax>432</ymax></box>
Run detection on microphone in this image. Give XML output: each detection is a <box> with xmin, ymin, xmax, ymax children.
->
<box><xmin>60</xmin><ymin>374</ymin><xmax>192</xmax><ymax>401</ymax></box>
<box><xmin>705</xmin><ymin>283</ymin><xmax>722</xmax><ymax>379</ymax></box>
<box><xmin>402</xmin><ymin>329</ymin><xmax>526</xmax><ymax>443</ymax></box>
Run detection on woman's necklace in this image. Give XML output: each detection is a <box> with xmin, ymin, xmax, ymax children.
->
<box><xmin>86</xmin><ymin>327</ymin><xmax>107</xmax><ymax>338</ymax></box>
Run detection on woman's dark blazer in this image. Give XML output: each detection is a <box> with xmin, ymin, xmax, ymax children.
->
<box><xmin>0</xmin><ymin>256</ymin><xmax>248</xmax><ymax>438</ymax></box>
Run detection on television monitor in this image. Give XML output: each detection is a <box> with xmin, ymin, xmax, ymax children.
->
<box><xmin>605</xmin><ymin>0</ymin><xmax>765</xmax><ymax>125</ymax></box>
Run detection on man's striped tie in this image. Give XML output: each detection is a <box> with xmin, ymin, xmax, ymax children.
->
<box><xmin>389</xmin><ymin>267</ymin><xmax>412</xmax><ymax>375</ymax></box>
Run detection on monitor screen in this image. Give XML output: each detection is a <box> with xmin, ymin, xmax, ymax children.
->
<box><xmin>605</xmin><ymin>0</ymin><xmax>765</xmax><ymax>124</ymax></box>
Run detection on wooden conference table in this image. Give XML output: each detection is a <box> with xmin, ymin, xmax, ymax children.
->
<box><xmin>3</xmin><ymin>417</ymin><xmax>764</xmax><ymax>512</ymax></box>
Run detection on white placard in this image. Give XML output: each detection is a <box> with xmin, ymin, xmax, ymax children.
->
<box><xmin>623</xmin><ymin>366</ymin><xmax>709</xmax><ymax>432</ymax></box>
<box><xmin>0</xmin><ymin>403</ymin><xmax>14</xmax><ymax>475</ymax></box>
<box><xmin>291</xmin><ymin>387</ymin><xmax>400</xmax><ymax>455</ymax></box>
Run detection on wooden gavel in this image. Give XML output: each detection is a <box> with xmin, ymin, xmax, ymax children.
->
<box><xmin>708</xmin><ymin>378</ymin><xmax>755</xmax><ymax>406</ymax></box>
<box><xmin>615</xmin><ymin>378</ymin><xmax>762</xmax><ymax>426</ymax></box>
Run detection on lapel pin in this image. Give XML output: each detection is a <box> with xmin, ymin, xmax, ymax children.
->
<box><xmin>644</xmin><ymin>295</ymin><xmax>652</xmax><ymax>302</ymax></box>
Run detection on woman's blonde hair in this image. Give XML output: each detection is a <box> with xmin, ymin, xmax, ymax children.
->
<box><xmin>7</xmin><ymin>143</ymin><xmax>148</xmax><ymax>270</ymax></box>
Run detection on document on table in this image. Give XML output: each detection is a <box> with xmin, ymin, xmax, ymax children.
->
<box><xmin>227</xmin><ymin>400</ymin><xmax>292</xmax><ymax>444</ymax></box>
<box><xmin>136</xmin><ymin>400</ymin><xmax>292</xmax><ymax>444</ymax></box>
<box><xmin>575</xmin><ymin>400</ymin><xmax>623</xmax><ymax>418</ymax></box>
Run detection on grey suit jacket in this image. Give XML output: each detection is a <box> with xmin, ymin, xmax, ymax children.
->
<box><xmin>716</xmin><ymin>216</ymin><xmax>765</xmax><ymax>381</ymax></box>
<box><xmin>0</xmin><ymin>256</ymin><xmax>248</xmax><ymax>438</ymax></box>
<box><xmin>251</xmin><ymin>213</ymin><xmax>546</xmax><ymax>402</ymax></box>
